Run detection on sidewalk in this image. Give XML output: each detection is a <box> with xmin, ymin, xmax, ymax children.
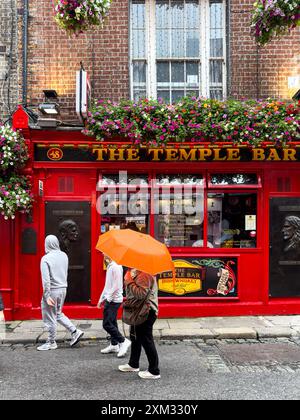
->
<box><xmin>2</xmin><ymin>315</ymin><xmax>300</xmax><ymax>345</ymax></box>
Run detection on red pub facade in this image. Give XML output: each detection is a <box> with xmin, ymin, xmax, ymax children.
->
<box><xmin>1</xmin><ymin>106</ymin><xmax>300</xmax><ymax>321</ymax></box>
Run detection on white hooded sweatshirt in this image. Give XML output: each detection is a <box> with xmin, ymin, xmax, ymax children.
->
<box><xmin>40</xmin><ymin>235</ymin><xmax>69</xmax><ymax>300</ymax></box>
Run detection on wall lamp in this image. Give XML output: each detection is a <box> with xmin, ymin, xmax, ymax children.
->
<box><xmin>38</xmin><ymin>90</ymin><xmax>60</xmax><ymax>115</ymax></box>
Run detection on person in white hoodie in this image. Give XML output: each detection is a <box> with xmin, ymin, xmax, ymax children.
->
<box><xmin>37</xmin><ymin>235</ymin><xmax>84</xmax><ymax>351</ymax></box>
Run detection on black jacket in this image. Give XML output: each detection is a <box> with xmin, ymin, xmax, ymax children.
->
<box><xmin>0</xmin><ymin>293</ymin><xmax>4</xmax><ymax>311</ymax></box>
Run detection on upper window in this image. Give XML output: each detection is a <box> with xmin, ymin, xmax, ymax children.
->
<box><xmin>130</xmin><ymin>0</ymin><xmax>226</xmax><ymax>102</ymax></box>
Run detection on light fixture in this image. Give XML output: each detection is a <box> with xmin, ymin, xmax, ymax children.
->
<box><xmin>38</xmin><ymin>89</ymin><xmax>60</xmax><ymax>116</ymax></box>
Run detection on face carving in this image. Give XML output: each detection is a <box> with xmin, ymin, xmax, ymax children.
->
<box><xmin>281</xmin><ymin>216</ymin><xmax>300</xmax><ymax>254</ymax></box>
<box><xmin>58</xmin><ymin>220</ymin><xmax>79</xmax><ymax>253</ymax></box>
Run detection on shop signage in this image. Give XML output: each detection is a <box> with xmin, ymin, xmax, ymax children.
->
<box><xmin>35</xmin><ymin>145</ymin><xmax>300</xmax><ymax>163</ymax></box>
<box><xmin>157</xmin><ymin>257</ymin><xmax>238</xmax><ymax>298</ymax></box>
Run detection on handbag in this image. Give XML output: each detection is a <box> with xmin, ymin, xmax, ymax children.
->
<box><xmin>122</xmin><ymin>288</ymin><xmax>152</xmax><ymax>326</ymax></box>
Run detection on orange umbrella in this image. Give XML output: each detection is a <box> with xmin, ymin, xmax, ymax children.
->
<box><xmin>96</xmin><ymin>229</ymin><xmax>174</xmax><ymax>275</ymax></box>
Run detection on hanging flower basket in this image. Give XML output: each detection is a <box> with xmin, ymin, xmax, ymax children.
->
<box><xmin>53</xmin><ymin>0</ymin><xmax>111</xmax><ymax>35</ymax></box>
<box><xmin>251</xmin><ymin>0</ymin><xmax>300</xmax><ymax>45</ymax></box>
<box><xmin>0</xmin><ymin>175</ymin><xmax>33</xmax><ymax>220</ymax></box>
<box><xmin>0</xmin><ymin>124</ymin><xmax>29</xmax><ymax>173</ymax></box>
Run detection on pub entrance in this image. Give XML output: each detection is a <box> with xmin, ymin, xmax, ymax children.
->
<box><xmin>269</xmin><ymin>197</ymin><xmax>300</xmax><ymax>297</ymax></box>
<box><xmin>45</xmin><ymin>201</ymin><xmax>91</xmax><ymax>303</ymax></box>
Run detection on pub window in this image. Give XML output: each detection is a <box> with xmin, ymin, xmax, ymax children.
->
<box><xmin>154</xmin><ymin>174</ymin><xmax>204</xmax><ymax>247</ymax></box>
<box><xmin>130</xmin><ymin>0</ymin><xmax>227</xmax><ymax>102</ymax></box>
<box><xmin>207</xmin><ymin>193</ymin><xmax>257</xmax><ymax>248</ymax></box>
<box><xmin>98</xmin><ymin>173</ymin><xmax>150</xmax><ymax>234</ymax></box>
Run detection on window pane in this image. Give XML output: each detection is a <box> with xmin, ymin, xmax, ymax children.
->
<box><xmin>156</xmin><ymin>0</ymin><xmax>169</xmax><ymax>28</ymax></box>
<box><xmin>172</xmin><ymin>90</ymin><xmax>185</xmax><ymax>102</ymax></box>
<box><xmin>171</xmin><ymin>1</ymin><xmax>184</xmax><ymax>29</ymax></box>
<box><xmin>133</xmin><ymin>62</ymin><xmax>146</xmax><ymax>83</ymax></box>
<box><xmin>156</xmin><ymin>174</ymin><xmax>204</xmax><ymax>185</ymax></box>
<box><xmin>210</xmin><ymin>174</ymin><xmax>258</xmax><ymax>185</ymax></box>
<box><xmin>186</xmin><ymin>30</ymin><xmax>200</xmax><ymax>57</ymax></box>
<box><xmin>210</xmin><ymin>0</ymin><xmax>223</xmax><ymax>57</ymax></box>
<box><xmin>101</xmin><ymin>174</ymin><xmax>149</xmax><ymax>185</ymax></box>
<box><xmin>154</xmin><ymin>191</ymin><xmax>204</xmax><ymax>247</ymax></box>
<box><xmin>132</xmin><ymin>30</ymin><xmax>146</xmax><ymax>58</ymax></box>
<box><xmin>157</xmin><ymin>61</ymin><xmax>170</xmax><ymax>83</ymax></box>
<box><xmin>186</xmin><ymin>0</ymin><xmax>200</xmax><ymax>29</ymax></box>
<box><xmin>157</xmin><ymin>29</ymin><xmax>170</xmax><ymax>57</ymax></box>
<box><xmin>171</xmin><ymin>29</ymin><xmax>185</xmax><ymax>57</ymax></box>
<box><xmin>210</xmin><ymin>34</ymin><xmax>223</xmax><ymax>57</ymax></box>
<box><xmin>157</xmin><ymin>90</ymin><xmax>170</xmax><ymax>102</ymax></box>
<box><xmin>186</xmin><ymin>61</ymin><xmax>199</xmax><ymax>86</ymax></box>
<box><xmin>210</xmin><ymin>60</ymin><xmax>223</xmax><ymax>84</ymax></box>
<box><xmin>133</xmin><ymin>89</ymin><xmax>147</xmax><ymax>101</ymax></box>
<box><xmin>210</xmin><ymin>88</ymin><xmax>223</xmax><ymax>100</ymax></box>
<box><xmin>207</xmin><ymin>193</ymin><xmax>257</xmax><ymax>248</ymax></box>
<box><xmin>171</xmin><ymin>62</ymin><xmax>184</xmax><ymax>84</ymax></box>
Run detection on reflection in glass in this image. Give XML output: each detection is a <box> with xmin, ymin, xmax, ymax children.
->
<box><xmin>156</xmin><ymin>174</ymin><xmax>203</xmax><ymax>185</ymax></box>
<box><xmin>101</xmin><ymin>174</ymin><xmax>149</xmax><ymax>185</ymax></box>
<box><xmin>210</xmin><ymin>174</ymin><xmax>258</xmax><ymax>185</ymax></box>
<box><xmin>208</xmin><ymin>193</ymin><xmax>257</xmax><ymax>248</ymax></box>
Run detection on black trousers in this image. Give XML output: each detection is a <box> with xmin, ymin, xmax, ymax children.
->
<box><xmin>103</xmin><ymin>301</ymin><xmax>125</xmax><ymax>346</ymax></box>
<box><xmin>129</xmin><ymin>308</ymin><xmax>160</xmax><ymax>376</ymax></box>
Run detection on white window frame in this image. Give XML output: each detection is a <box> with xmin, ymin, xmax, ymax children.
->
<box><xmin>130</xmin><ymin>0</ymin><xmax>227</xmax><ymax>101</ymax></box>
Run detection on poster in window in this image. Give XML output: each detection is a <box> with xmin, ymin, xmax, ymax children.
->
<box><xmin>157</xmin><ymin>257</ymin><xmax>238</xmax><ymax>298</ymax></box>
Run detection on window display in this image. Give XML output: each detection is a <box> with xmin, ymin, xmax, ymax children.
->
<box><xmin>154</xmin><ymin>192</ymin><xmax>204</xmax><ymax>247</ymax></box>
<box><xmin>207</xmin><ymin>193</ymin><xmax>257</xmax><ymax>248</ymax></box>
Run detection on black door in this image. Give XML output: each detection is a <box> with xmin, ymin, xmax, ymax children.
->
<box><xmin>45</xmin><ymin>201</ymin><xmax>91</xmax><ymax>303</ymax></box>
<box><xmin>269</xmin><ymin>197</ymin><xmax>300</xmax><ymax>297</ymax></box>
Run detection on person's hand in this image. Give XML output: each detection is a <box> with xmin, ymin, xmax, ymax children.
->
<box><xmin>97</xmin><ymin>300</ymin><xmax>104</xmax><ymax>309</ymax></box>
<box><xmin>47</xmin><ymin>297</ymin><xmax>55</xmax><ymax>307</ymax></box>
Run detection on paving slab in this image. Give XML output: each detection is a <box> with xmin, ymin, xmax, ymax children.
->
<box><xmin>264</xmin><ymin>316</ymin><xmax>300</xmax><ymax>327</ymax></box>
<box><xmin>197</xmin><ymin>317</ymin><xmax>268</xmax><ymax>329</ymax></box>
<box><xmin>213</xmin><ymin>328</ymin><xmax>257</xmax><ymax>339</ymax></box>
<box><xmin>161</xmin><ymin>328</ymin><xmax>216</xmax><ymax>340</ymax></box>
<box><xmin>256</xmin><ymin>327</ymin><xmax>296</xmax><ymax>339</ymax></box>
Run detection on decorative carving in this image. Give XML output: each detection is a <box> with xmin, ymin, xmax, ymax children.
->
<box><xmin>58</xmin><ymin>219</ymin><xmax>80</xmax><ymax>254</ymax></box>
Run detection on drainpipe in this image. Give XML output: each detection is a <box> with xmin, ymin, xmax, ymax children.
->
<box><xmin>226</xmin><ymin>0</ymin><xmax>231</xmax><ymax>98</ymax></box>
<box><xmin>22</xmin><ymin>0</ymin><xmax>29</xmax><ymax>105</ymax></box>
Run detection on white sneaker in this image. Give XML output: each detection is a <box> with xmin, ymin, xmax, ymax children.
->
<box><xmin>138</xmin><ymin>370</ymin><xmax>161</xmax><ymax>380</ymax></box>
<box><xmin>117</xmin><ymin>338</ymin><xmax>131</xmax><ymax>358</ymax></box>
<box><xmin>101</xmin><ymin>343</ymin><xmax>120</xmax><ymax>354</ymax></box>
<box><xmin>37</xmin><ymin>342</ymin><xmax>58</xmax><ymax>351</ymax></box>
<box><xmin>70</xmin><ymin>329</ymin><xmax>84</xmax><ymax>347</ymax></box>
<box><xmin>118</xmin><ymin>364</ymin><xmax>139</xmax><ymax>372</ymax></box>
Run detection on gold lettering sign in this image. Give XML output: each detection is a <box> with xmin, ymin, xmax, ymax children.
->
<box><xmin>158</xmin><ymin>260</ymin><xmax>203</xmax><ymax>296</ymax></box>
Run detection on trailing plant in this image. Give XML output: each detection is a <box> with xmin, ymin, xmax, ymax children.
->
<box><xmin>251</xmin><ymin>0</ymin><xmax>300</xmax><ymax>45</ymax></box>
<box><xmin>84</xmin><ymin>97</ymin><xmax>300</xmax><ymax>147</ymax></box>
<box><xmin>0</xmin><ymin>174</ymin><xmax>33</xmax><ymax>220</ymax></box>
<box><xmin>0</xmin><ymin>124</ymin><xmax>28</xmax><ymax>173</ymax></box>
<box><xmin>53</xmin><ymin>0</ymin><xmax>111</xmax><ymax>35</ymax></box>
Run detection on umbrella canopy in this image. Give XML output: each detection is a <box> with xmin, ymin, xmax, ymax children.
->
<box><xmin>96</xmin><ymin>229</ymin><xmax>174</xmax><ymax>275</ymax></box>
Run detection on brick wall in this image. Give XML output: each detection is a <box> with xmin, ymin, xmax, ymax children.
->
<box><xmin>230</xmin><ymin>0</ymin><xmax>300</xmax><ymax>100</ymax></box>
<box><xmin>0</xmin><ymin>0</ymin><xmax>19</xmax><ymax>121</ymax></box>
<box><xmin>23</xmin><ymin>0</ymin><xmax>129</xmax><ymax>122</ymax></box>
<box><xmin>18</xmin><ymin>0</ymin><xmax>300</xmax><ymax>121</ymax></box>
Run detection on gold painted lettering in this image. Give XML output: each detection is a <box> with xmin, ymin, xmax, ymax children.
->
<box><xmin>178</xmin><ymin>149</ymin><xmax>197</xmax><ymax>161</ymax></box>
<box><xmin>127</xmin><ymin>149</ymin><xmax>140</xmax><ymax>161</ymax></box>
<box><xmin>165</xmin><ymin>149</ymin><xmax>179</xmax><ymax>161</ymax></box>
<box><xmin>227</xmin><ymin>149</ymin><xmax>241</xmax><ymax>161</ymax></box>
<box><xmin>92</xmin><ymin>148</ymin><xmax>107</xmax><ymax>161</ymax></box>
<box><xmin>267</xmin><ymin>148</ymin><xmax>280</xmax><ymax>161</ymax></box>
<box><xmin>109</xmin><ymin>149</ymin><xmax>125</xmax><ymax>161</ymax></box>
<box><xmin>283</xmin><ymin>149</ymin><xmax>297</xmax><ymax>161</ymax></box>
<box><xmin>252</xmin><ymin>148</ymin><xmax>265</xmax><ymax>161</ymax></box>
<box><xmin>198</xmin><ymin>149</ymin><xmax>213</xmax><ymax>161</ymax></box>
<box><xmin>213</xmin><ymin>148</ymin><xmax>227</xmax><ymax>161</ymax></box>
<box><xmin>147</xmin><ymin>149</ymin><xmax>164</xmax><ymax>161</ymax></box>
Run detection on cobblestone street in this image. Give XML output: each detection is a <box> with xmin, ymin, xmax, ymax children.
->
<box><xmin>1</xmin><ymin>338</ymin><xmax>300</xmax><ymax>400</ymax></box>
